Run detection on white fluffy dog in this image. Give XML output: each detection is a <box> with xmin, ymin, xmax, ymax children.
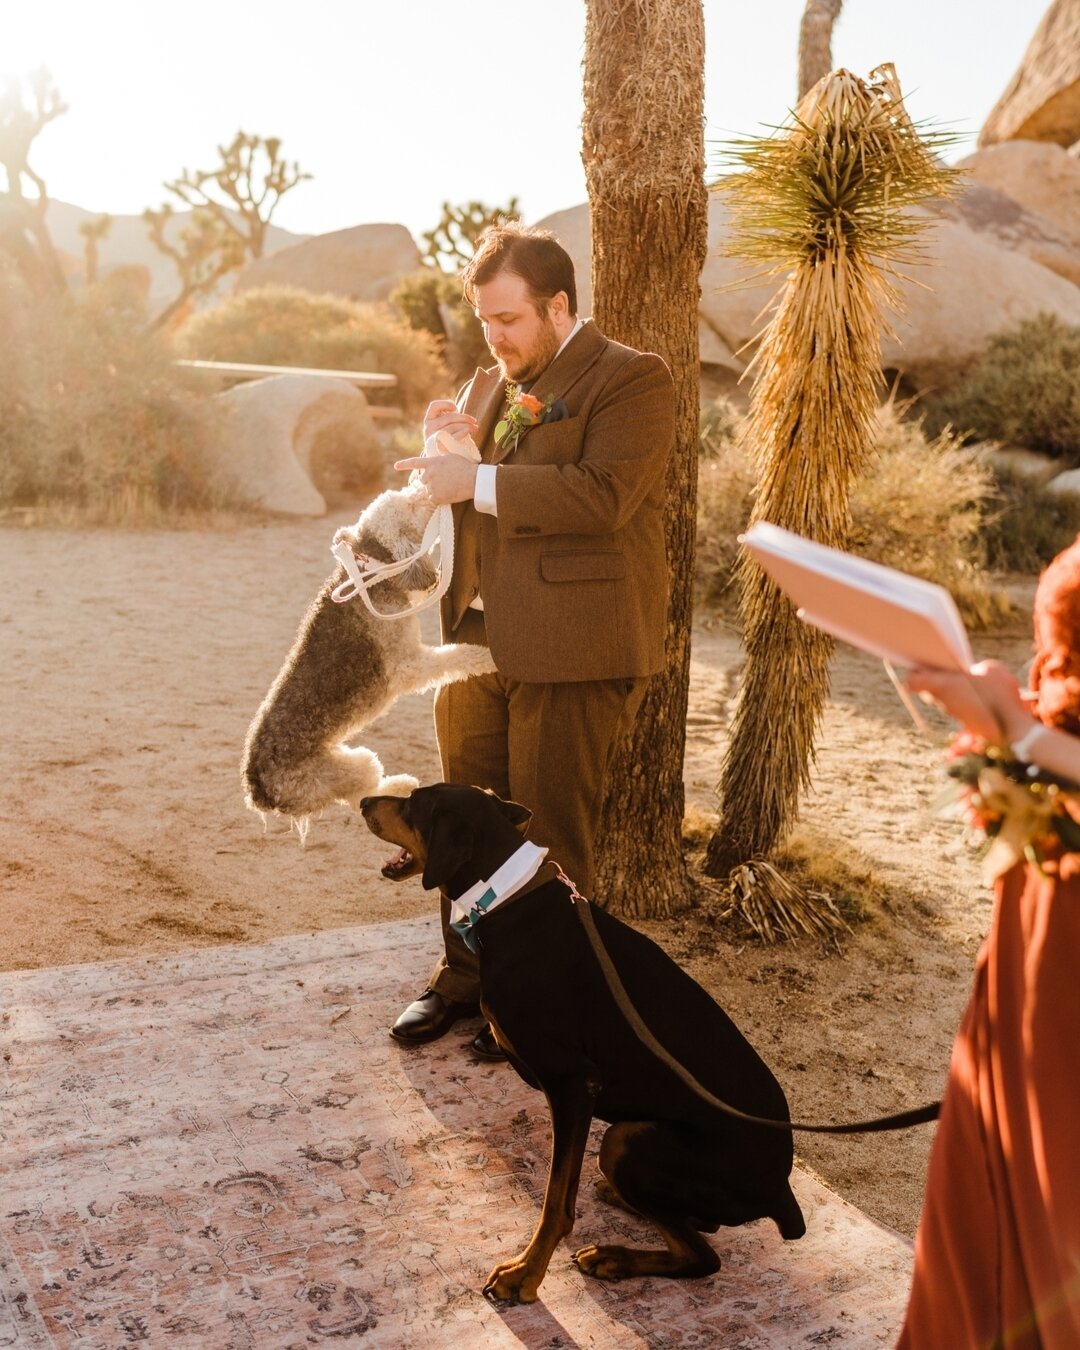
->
<box><xmin>242</xmin><ymin>478</ymin><xmax>495</xmax><ymax>830</ymax></box>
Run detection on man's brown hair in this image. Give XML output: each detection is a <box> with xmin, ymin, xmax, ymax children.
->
<box><xmin>461</xmin><ymin>223</ymin><xmax>577</xmax><ymax>317</ymax></box>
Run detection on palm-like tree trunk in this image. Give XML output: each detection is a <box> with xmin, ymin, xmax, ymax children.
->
<box><xmin>583</xmin><ymin>0</ymin><xmax>708</xmax><ymax>917</ymax></box>
<box><xmin>704</xmin><ymin>66</ymin><xmax>957</xmax><ymax>912</ymax></box>
<box><xmin>798</xmin><ymin>0</ymin><xmax>844</xmax><ymax>99</ymax></box>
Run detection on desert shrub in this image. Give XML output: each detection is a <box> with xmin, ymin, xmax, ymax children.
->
<box><xmin>0</xmin><ymin>275</ymin><xmax>222</xmax><ymax>516</ymax></box>
<box><xmin>980</xmin><ymin>468</ymin><xmax>1080</xmax><ymax>574</ymax></box>
<box><xmin>695</xmin><ymin>397</ymin><xmax>755</xmax><ymax>605</ymax></box>
<box><xmin>177</xmin><ymin>285</ymin><xmax>449</xmax><ymax>418</ymax></box>
<box><xmin>922</xmin><ymin>313</ymin><xmax>1080</xmax><ymax>459</ymax></box>
<box><xmin>696</xmin><ymin>399</ymin><xmax>1000</xmax><ymax>623</ymax></box>
<box><xmin>391</xmin><ymin>269</ymin><xmax>489</xmax><ymax>386</ymax></box>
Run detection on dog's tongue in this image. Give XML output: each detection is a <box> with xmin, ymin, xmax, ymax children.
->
<box><xmin>382</xmin><ymin>847</ymin><xmax>414</xmax><ymax>879</ymax></box>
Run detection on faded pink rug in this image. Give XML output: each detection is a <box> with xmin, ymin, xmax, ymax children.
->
<box><xmin>1</xmin><ymin>918</ymin><xmax>912</xmax><ymax>1347</ymax></box>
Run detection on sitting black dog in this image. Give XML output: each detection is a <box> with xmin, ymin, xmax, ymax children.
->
<box><xmin>361</xmin><ymin>782</ymin><xmax>805</xmax><ymax>1304</ymax></box>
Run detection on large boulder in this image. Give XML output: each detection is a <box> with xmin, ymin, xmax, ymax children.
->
<box><xmin>538</xmin><ymin>197</ymin><xmax>1080</xmax><ymax>392</ymax></box>
<box><xmin>958</xmin><ymin>140</ymin><xmax>1080</xmax><ymax>249</ymax></box>
<box><xmin>201</xmin><ymin>374</ymin><xmax>385</xmax><ymax>516</ymax></box>
<box><xmin>883</xmin><ymin>211</ymin><xmax>1080</xmax><ymax>383</ymax></box>
<box><xmin>979</xmin><ymin>0</ymin><xmax>1080</xmax><ymax>148</ymax></box>
<box><xmin>932</xmin><ymin>177</ymin><xmax>1080</xmax><ymax>289</ymax></box>
<box><xmin>232</xmin><ymin>223</ymin><xmax>421</xmax><ymax>303</ymax></box>
<box><xmin>538</xmin><ymin>197</ymin><xmax>761</xmax><ymax>383</ymax></box>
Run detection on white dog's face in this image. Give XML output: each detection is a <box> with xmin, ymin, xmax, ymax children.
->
<box><xmin>332</xmin><ymin>481</ymin><xmax>438</xmax><ymax>592</ymax></box>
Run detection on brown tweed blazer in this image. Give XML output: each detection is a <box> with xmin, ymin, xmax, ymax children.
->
<box><xmin>443</xmin><ymin>321</ymin><xmax>675</xmax><ymax>683</ymax></box>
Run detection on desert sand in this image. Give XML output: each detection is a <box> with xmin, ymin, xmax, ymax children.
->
<box><xmin>0</xmin><ymin>514</ymin><xmax>1038</xmax><ymax>1239</ymax></box>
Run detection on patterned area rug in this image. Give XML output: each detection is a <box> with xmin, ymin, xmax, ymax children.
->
<box><xmin>0</xmin><ymin>919</ymin><xmax>913</xmax><ymax>1348</ymax></box>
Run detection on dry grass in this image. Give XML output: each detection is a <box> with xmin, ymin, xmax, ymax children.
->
<box><xmin>0</xmin><ymin>278</ymin><xmax>223</xmax><ymax>517</ymax></box>
<box><xmin>697</xmin><ymin>397</ymin><xmax>1002</xmax><ymax>625</ymax></box>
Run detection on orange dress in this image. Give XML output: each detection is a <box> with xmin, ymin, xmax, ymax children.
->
<box><xmin>898</xmin><ymin>852</ymin><xmax>1080</xmax><ymax>1349</ymax></box>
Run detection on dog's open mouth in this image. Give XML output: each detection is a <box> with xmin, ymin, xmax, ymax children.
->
<box><xmin>381</xmin><ymin>847</ymin><xmax>416</xmax><ymax>880</ymax></box>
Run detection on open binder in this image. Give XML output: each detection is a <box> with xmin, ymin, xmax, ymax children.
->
<box><xmin>740</xmin><ymin>521</ymin><xmax>973</xmax><ymax>673</ymax></box>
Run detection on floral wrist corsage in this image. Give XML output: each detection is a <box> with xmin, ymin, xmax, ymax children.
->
<box><xmin>939</xmin><ymin>729</ymin><xmax>1080</xmax><ymax>881</ymax></box>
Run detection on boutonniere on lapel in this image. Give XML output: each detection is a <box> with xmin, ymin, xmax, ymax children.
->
<box><xmin>494</xmin><ymin>385</ymin><xmax>569</xmax><ymax>452</ymax></box>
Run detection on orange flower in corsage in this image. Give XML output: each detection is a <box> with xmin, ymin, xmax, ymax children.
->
<box><xmin>939</xmin><ymin>732</ymin><xmax>1080</xmax><ymax>882</ymax></box>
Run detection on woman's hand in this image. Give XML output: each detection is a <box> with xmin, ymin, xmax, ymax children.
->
<box><xmin>906</xmin><ymin>661</ymin><xmax>1032</xmax><ymax>743</ymax></box>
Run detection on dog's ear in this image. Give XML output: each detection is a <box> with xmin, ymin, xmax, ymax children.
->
<box><xmin>421</xmin><ymin>810</ymin><xmax>474</xmax><ymax>890</ymax></box>
<box><xmin>483</xmin><ymin>790</ymin><xmax>533</xmax><ymax>836</ymax></box>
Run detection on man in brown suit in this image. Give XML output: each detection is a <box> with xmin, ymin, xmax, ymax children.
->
<box><xmin>390</xmin><ymin>224</ymin><xmax>675</xmax><ymax>1056</ymax></box>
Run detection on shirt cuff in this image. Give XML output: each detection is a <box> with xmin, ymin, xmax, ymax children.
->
<box><xmin>473</xmin><ymin>464</ymin><xmax>498</xmax><ymax>516</ymax></box>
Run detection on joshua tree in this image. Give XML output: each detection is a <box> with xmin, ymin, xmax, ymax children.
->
<box><xmin>78</xmin><ymin>214</ymin><xmax>112</xmax><ymax>286</ymax></box>
<box><xmin>703</xmin><ymin>64</ymin><xmax>956</xmax><ymax>939</ymax></box>
<box><xmin>143</xmin><ymin>203</ymin><xmax>246</xmax><ymax>331</ymax></box>
<box><xmin>798</xmin><ymin>0</ymin><xmax>844</xmax><ymax>99</ymax></box>
<box><xmin>0</xmin><ymin>70</ymin><xmax>69</xmax><ymax>295</ymax></box>
<box><xmin>160</xmin><ymin>131</ymin><xmax>309</xmax><ymax>261</ymax></box>
<box><xmin>145</xmin><ymin>131</ymin><xmax>309</xmax><ymax>329</ymax></box>
<box><xmin>421</xmin><ymin>197</ymin><xmax>521</xmax><ymax>272</ymax></box>
<box><xmin>583</xmin><ymin>0</ymin><xmax>708</xmax><ymax>917</ymax></box>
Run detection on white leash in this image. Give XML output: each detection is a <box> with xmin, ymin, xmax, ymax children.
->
<box><xmin>329</xmin><ymin>505</ymin><xmax>454</xmax><ymax>619</ymax></box>
<box><xmin>328</xmin><ymin>430</ymin><xmax>474</xmax><ymax>620</ymax></box>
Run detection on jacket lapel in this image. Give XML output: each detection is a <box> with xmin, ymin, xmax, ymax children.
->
<box><xmin>498</xmin><ymin>321</ymin><xmax>606</xmax><ymax>460</ymax></box>
<box><xmin>461</xmin><ymin>368</ymin><xmax>506</xmax><ymax>462</ymax></box>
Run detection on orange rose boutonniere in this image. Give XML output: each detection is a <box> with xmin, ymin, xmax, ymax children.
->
<box><xmin>494</xmin><ymin>384</ymin><xmax>556</xmax><ymax>452</ymax></box>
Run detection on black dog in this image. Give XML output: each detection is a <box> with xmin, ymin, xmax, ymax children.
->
<box><xmin>361</xmin><ymin>783</ymin><xmax>805</xmax><ymax>1304</ymax></box>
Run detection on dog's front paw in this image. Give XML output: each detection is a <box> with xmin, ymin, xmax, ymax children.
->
<box><xmin>482</xmin><ymin>1255</ymin><xmax>543</xmax><ymax>1304</ymax></box>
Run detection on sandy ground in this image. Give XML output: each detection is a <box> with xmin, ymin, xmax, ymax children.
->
<box><xmin>0</xmin><ymin>515</ymin><xmax>1037</xmax><ymax>1239</ymax></box>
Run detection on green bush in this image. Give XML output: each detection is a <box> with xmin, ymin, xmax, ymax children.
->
<box><xmin>980</xmin><ymin>467</ymin><xmax>1080</xmax><ymax>574</ymax></box>
<box><xmin>177</xmin><ymin>284</ymin><xmax>450</xmax><ymax>418</ymax></box>
<box><xmin>923</xmin><ymin>313</ymin><xmax>1080</xmax><ymax>459</ymax></box>
<box><xmin>0</xmin><ymin>274</ymin><xmax>221</xmax><ymax>515</ymax></box>
<box><xmin>391</xmin><ymin>269</ymin><xmax>490</xmax><ymax>386</ymax></box>
<box><xmin>696</xmin><ymin>399</ymin><xmax>1001</xmax><ymax>623</ymax></box>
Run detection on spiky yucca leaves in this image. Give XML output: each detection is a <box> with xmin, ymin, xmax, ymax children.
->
<box><xmin>705</xmin><ymin>65</ymin><xmax>957</xmax><ymax>905</ymax></box>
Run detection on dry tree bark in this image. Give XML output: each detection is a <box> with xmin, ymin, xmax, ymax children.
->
<box><xmin>583</xmin><ymin>0</ymin><xmax>708</xmax><ymax>917</ymax></box>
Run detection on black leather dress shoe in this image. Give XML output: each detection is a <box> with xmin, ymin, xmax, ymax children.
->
<box><xmin>389</xmin><ymin>988</ymin><xmax>479</xmax><ymax>1044</ymax></box>
<box><xmin>470</xmin><ymin>1024</ymin><xmax>508</xmax><ymax>1062</ymax></box>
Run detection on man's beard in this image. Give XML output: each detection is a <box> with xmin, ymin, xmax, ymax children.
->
<box><xmin>494</xmin><ymin>314</ymin><xmax>561</xmax><ymax>384</ymax></box>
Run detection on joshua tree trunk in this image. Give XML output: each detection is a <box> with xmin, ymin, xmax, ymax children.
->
<box><xmin>583</xmin><ymin>0</ymin><xmax>708</xmax><ymax>917</ymax></box>
<box><xmin>704</xmin><ymin>66</ymin><xmax>956</xmax><ymax>928</ymax></box>
<box><xmin>798</xmin><ymin>0</ymin><xmax>844</xmax><ymax>99</ymax></box>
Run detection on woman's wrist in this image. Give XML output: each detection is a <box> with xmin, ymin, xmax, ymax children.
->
<box><xmin>1010</xmin><ymin>721</ymin><xmax>1047</xmax><ymax>764</ymax></box>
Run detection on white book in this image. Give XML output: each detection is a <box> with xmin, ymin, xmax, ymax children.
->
<box><xmin>740</xmin><ymin>521</ymin><xmax>973</xmax><ymax>673</ymax></box>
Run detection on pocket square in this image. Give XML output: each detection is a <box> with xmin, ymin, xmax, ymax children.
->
<box><xmin>543</xmin><ymin>398</ymin><xmax>570</xmax><ymax>424</ymax></box>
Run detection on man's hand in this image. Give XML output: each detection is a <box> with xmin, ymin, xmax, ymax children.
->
<box><xmin>423</xmin><ymin>398</ymin><xmax>479</xmax><ymax>445</ymax></box>
<box><xmin>394</xmin><ymin>445</ymin><xmax>479</xmax><ymax>505</ymax></box>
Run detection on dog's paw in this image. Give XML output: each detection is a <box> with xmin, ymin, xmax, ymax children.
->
<box><xmin>482</xmin><ymin>1255</ymin><xmax>544</xmax><ymax>1304</ymax></box>
<box><xmin>572</xmin><ymin>1243</ymin><xmax>637</xmax><ymax>1281</ymax></box>
<box><xmin>376</xmin><ymin>774</ymin><xmax>420</xmax><ymax>798</ymax></box>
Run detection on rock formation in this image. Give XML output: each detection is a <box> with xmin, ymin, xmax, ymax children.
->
<box><xmin>979</xmin><ymin>0</ymin><xmax>1080</xmax><ymax>148</ymax></box>
<box><xmin>233</xmin><ymin>224</ymin><xmax>421</xmax><ymax>303</ymax></box>
<box><xmin>200</xmin><ymin>375</ymin><xmax>385</xmax><ymax>516</ymax></box>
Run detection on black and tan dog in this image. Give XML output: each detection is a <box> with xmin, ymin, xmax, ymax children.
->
<box><xmin>361</xmin><ymin>782</ymin><xmax>805</xmax><ymax>1305</ymax></box>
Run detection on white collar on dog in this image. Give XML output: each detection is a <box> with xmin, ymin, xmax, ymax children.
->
<box><xmin>449</xmin><ymin>842</ymin><xmax>549</xmax><ymax>952</ymax></box>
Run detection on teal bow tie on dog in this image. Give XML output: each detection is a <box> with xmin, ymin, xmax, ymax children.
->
<box><xmin>449</xmin><ymin>842</ymin><xmax>549</xmax><ymax>953</ymax></box>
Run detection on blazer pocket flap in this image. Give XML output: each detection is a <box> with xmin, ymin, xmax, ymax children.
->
<box><xmin>540</xmin><ymin>551</ymin><xmax>626</xmax><ymax>583</ymax></box>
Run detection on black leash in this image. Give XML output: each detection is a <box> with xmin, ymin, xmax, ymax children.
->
<box><xmin>554</xmin><ymin>865</ymin><xmax>941</xmax><ymax>1136</ymax></box>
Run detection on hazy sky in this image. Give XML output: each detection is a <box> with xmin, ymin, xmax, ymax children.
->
<box><xmin>8</xmin><ymin>1</ymin><xmax>1045</xmax><ymax>243</ymax></box>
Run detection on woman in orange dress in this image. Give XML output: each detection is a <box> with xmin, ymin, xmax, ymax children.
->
<box><xmin>899</xmin><ymin>537</ymin><xmax>1080</xmax><ymax>1349</ymax></box>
